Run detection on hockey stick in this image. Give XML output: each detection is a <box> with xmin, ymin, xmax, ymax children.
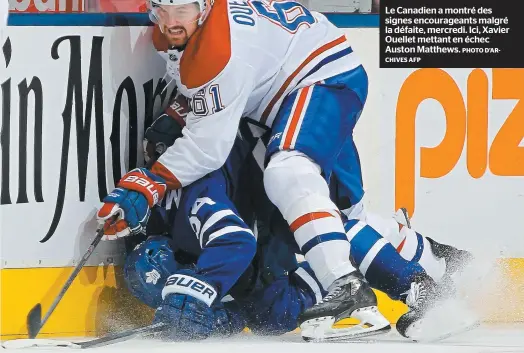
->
<box><xmin>21</xmin><ymin>155</ymin><xmax>163</xmax><ymax>341</ymax></box>
<box><xmin>26</xmin><ymin>227</ymin><xmax>105</xmax><ymax>339</ymax></box>
<box><xmin>399</xmin><ymin>207</ymin><xmax>411</xmax><ymax>229</ymax></box>
<box><xmin>2</xmin><ymin>322</ymin><xmax>168</xmax><ymax>349</ymax></box>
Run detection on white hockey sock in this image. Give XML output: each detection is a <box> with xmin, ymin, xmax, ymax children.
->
<box><xmin>264</xmin><ymin>151</ymin><xmax>355</xmax><ymax>290</ymax></box>
<box><xmin>348</xmin><ymin>207</ymin><xmax>447</xmax><ymax>283</ymax></box>
<box><xmin>396</xmin><ymin>227</ymin><xmax>446</xmax><ymax>282</ymax></box>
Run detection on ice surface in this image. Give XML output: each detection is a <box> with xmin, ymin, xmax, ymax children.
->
<box><xmin>3</xmin><ymin>324</ymin><xmax>523</xmax><ymax>353</ymax></box>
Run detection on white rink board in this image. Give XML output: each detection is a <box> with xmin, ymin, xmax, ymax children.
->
<box><xmin>1</xmin><ymin>26</ymin><xmax>523</xmax><ymax>270</ymax></box>
<box><xmin>0</xmin><ymin>25</ymin><xmax>172</xmax><ymax>268</ymax></box>
<box><xmin>346</xmin><ymin>28</ymin><xmax>524</xmax><ymax>258</ymax></box>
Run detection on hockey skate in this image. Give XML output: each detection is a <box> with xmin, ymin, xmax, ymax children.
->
<box><xmin>426</xmin><ymin>237</ymin><xmax>474</xmax><ymax>277</ymax></box>
<box><xmin>396</xmin><ymin>274</ymin><xmax>446</xmax><ymax>338</ymax></box>
<box><xmin>394</xmin><ymin>208</ymin><xmax>478</xmax><ymax>341</ymax></box>
<box><xmin>396</xmin><ymin>274</ymin><xmax>479</xmax><ymax>342</ymax></box>
<box><xmin>297</xmin><ymin>271</ymin><xmax>390</xmax><ymax>342</ymax></box>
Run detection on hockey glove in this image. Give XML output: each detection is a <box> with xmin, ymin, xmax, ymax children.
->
<box><xmin>153</xmin><ymin>271</ymin><xmax>223</xmax><ymax>340</ymax></box>
<box><xmin>97</xmin><ymin>168</ymin><xmax>167</xmax><ymax>240</ymax></box>
<box><xmin>213</xmin><ymin>300</ymin><xmax>248</xmax><ymax>338</ymax></box>
<box><xmin>144</xmin><ymin>93</ymin><xmax>188</xmax><ymax>163</ymax></box>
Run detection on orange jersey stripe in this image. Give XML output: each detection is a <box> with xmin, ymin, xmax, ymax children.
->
<box><xmin>152</xmin><ymin>25</ymin><xmax>169</xmax><ymax>52</ymax></box>
<box><xmin>396</xmin><ymin>238</ymin><xmax>407</xmax><ymax>253</ymax></box>
<box><xmin>290</xmin><ymin>211</ymin><xmax>336</xmax><ymax>233</ymax></box>
<box><xmin>283</xmin><ymin>86</ymin><xmax>311</xmax><ymax>149</ymax></box>
<box><xmin>180</xmin><ymin>0</ymin><xmax>232</xmax><ymax>89</ymax></box>
<box><xmin>261</xmin><ymin>35</ymin><xmax>347</xmax><ymax>125</ymax></box>
<box><xmin>151</xmin><ymin>161</ymin><xmax>182</xmax><ymax>190</ymax></box>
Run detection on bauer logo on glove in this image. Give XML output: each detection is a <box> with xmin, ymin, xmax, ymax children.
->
<box><xmin>162</xmin><ymin>273</ymin><xmax>217</xmax><ymax>307</ymax></box>
<box><xmin>120</xmin><ymin>174</ymin><xmax>163</xmax><ymax>205</ymax></box>
<box><xmin>97</xmin><ymin>168</ymin><xmax>167</xmax><ymax>240</ymax></box>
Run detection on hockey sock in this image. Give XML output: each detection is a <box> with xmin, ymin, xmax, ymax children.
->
<box><xmin>345</xmin><ymin>219</ymin><xmax>428</xmax><ymax>300</ymax></box>
<box><xmin>358</xmin><ymin>211</ymin><xmax>447</xmax><ymax>286</ymax></box>
<box><xmin>264</xmin><ymin>151</ymin><xmax>355</xmax><ymax>290</ymax></box>
<box><xmin>395</xmin><ymin>227</ymin><xmax>446</xmax><ymax>282</ymax></box>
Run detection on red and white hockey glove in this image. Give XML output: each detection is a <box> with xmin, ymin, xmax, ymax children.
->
<box><xmin>97</xmin><ymin>168</ymin><xmax>167</xmax><ymax>240</ymax></box>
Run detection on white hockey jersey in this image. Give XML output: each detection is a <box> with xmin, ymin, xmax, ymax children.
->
<box><xmin>150</xmin><ymin>0</ymin><xmax>362</xmax><ymax>190</ymax></box>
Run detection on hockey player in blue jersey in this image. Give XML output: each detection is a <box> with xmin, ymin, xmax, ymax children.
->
<box><xmin>109</xmin><ymin>93</ymin><xmax>474</xmax><ymax>342</ymax></box>
<box><xmin>120</xmin><ymin>101</ymin><xmax>329</xmax><ymax>340</ymax></box>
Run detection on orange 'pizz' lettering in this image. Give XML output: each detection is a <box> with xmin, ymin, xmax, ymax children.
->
<box><xmin>490</xmin><ymin>69</ymin><xmax>524</xmax><ymax>176</ymax></box>
<box><xmin>395</xmin><ymin>68</ymin><xmax>466</xmax><ymax>217</ymax></box>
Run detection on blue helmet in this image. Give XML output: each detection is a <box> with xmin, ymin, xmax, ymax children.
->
<box><xmin>124</xmin><ymin>236</ymin><xmax>187</xmax><ymax>308</ymax></box>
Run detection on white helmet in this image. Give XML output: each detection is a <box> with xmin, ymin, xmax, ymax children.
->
<box><xmin>147</xmin><ymin>0</ymin><xmax>211</xmax><ymax>27</ymax></box>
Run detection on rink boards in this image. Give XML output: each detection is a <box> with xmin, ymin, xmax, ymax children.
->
<box><xmin>1</xmin><ymin>14</ymin><xmax>523</xmax><ymax>338</ymax></box>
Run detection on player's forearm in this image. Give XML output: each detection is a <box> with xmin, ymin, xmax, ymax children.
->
<box><xmin>152</xmin><ymin>101</ymin><xmax>246</xmax><ymax>189</ymax></box>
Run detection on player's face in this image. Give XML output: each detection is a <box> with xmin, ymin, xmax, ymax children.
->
<box><xmin>154</xmin><ymin>3</ymin><xmax>200</xmax><ymax>48</ymax></box>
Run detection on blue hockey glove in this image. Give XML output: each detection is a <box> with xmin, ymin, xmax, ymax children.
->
<box><xmin>213</xmin><ymin>300</ymin><xmax>248</xmax><ymax>338</ymax></box>
<box><xmin>153</xmin><ymin>271</ymin><xmax>220</xmax><ymax>341</ymax></box>
<box><xmin>97</xmin><ymin>168</ymin><xmax>167</xmax><ymax>240</ymax></box>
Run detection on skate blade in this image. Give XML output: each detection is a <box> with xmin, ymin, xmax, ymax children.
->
<box><xmin>404</xmin><ymin>298</ymin><xmax>481</xmax><ymax>342</ymax></box>
<box><xmin>300</xmin><ymin>306</ymin><xmax>391</xmax><ymax>342</ymax></box>
<box><xmin>1</xmin><ymin>339</ymin><xmax>80</xmax><ymax>349</ymax></box>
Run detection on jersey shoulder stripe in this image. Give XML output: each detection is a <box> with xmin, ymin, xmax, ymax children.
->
<box><xmin>153</xmin><ymin>25</ymin><xmax>169</xmax><ymax>53</ymax></box>
<box><xmin>261</xmin><ymin>35</ymin><xmax>347</xmax><ymax>124</ymax></box>
<box><xmin>180</xmin><ymin>0</ymin><xmax>232</xmax><ymax>89</ymax></box>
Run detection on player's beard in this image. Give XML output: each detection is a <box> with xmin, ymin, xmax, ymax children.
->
<box><xmin>164</xmin><ymin>25</ymin><xmax>189</xmax><ymax>50</ymax></box>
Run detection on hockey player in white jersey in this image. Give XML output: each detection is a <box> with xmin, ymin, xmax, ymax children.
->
<box><xmin>144</xmin><ymin>0</ymin><xmax>381</xmax><ymax>338</ymax></box>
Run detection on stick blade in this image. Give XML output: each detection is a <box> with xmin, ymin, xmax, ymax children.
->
<box><xmin>1</xmin><ymin>339</ymin><xmax>79</xmax><ymax>349</ymax></box>
<box><xmin>27</xmin><ymin>304</ymin><xmax>42</xmax><ymax>339</ymax></box>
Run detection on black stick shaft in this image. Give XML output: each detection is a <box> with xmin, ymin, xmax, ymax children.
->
<box><xmin>33</xmin><ymin>228</ymin><xmax>105</xmax><ymax>337</ymax></box>
<box><xmin>77</xmin><ymin>323</ymin><xmax>167</xmax><ymax>349</ymax></box>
